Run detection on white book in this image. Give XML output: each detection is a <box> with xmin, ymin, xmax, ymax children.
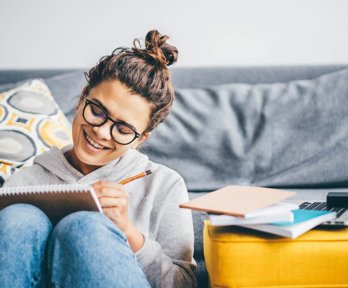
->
<box><xmin>242</xmin><ymin>202</ymin><xmax>298</xmax><ymax>218</ymax></box>
<box><xmin>208</xmin><ymin>210</ymin><xmax>294</xmax><ymax>226</ymax></box>
<box><xmin>238</xmin><ymin>209</ymin><xmax>337</xmax><ymax>239</ymax></box>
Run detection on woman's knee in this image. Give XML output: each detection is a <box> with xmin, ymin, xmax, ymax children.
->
<box><xmin>0</xmin><ymin>203</ymin><xmax>52</xmax><ymax>239</ymax></box>
<box><xmin>52</xmin><ymin>211</ymin><xmax>126</xmax><ymax>246</ymax></box>
<box><xmin>0</xmin><ymin>204</ymin><xmax>52</xmax><ymax>234</ymax></box>
<box><xmin>48</xmin><ymin>212</ymin><xmax>147</xmax><ymax>287</ymax></box>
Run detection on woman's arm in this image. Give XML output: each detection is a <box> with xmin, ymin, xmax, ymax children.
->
<box><xmin>134</xmin><ymin>179</ymin><xmax>197</xmax><ymax>288</ymax></box>
<box><xmin>92</xmin><ymin>175</ymin><xmax>197</xmax><ymax>287</ymax></box>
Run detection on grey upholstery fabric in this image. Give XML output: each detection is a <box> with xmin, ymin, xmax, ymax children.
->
<box><xmin>0</xmin><ymin>82</ymin><xmax>16</xmax><ymax>92</ymax></box>
<box><xmin>44</xmin><ymin>71</ymin><xmax>87</xmax><ymax>121</ymax></box>
<box><xmin>1</xmin><ymin>65</ymin><xmax>347</xmax><ymax>86</ymax></box>
<box><xmin>143</xmin><ymin>68</ymin><xmax>348</xmax><ymax>192</ymax></box>
<box><xmin>0</xmin><ymin>69</ymin><xmax>79</xmax><ymax>85</ymax></box>
<box><xmin>171</xmin><ymin>65</ymin><xmax>348</xmax><ymax>87</ymax></box>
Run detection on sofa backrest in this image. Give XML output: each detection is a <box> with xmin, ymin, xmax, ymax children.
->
<box><xmin>2</xmin><ymin>65</ymin><xmax>348</xmax><ymax>192</ymax></box>
<box><xmin>1</xmin><ymin>65</ymin><xmax>348</xmax><ymax>87</ymax></box>
<box><xmin>171</xmin><ymin>65</ymin><xmax>348</xmax><ymax>87</ymax></box>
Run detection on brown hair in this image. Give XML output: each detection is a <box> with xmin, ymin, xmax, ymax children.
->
<box><xmin>83</xmin><ymin>30</ymin><xmax>178</xmax><ymax>133</ymax></box>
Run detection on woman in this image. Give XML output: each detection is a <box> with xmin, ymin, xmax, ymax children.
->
<box><xmin>0</xmin><ymin>30</ymin><xmax>197</xmax><ymax>288</ymax></box>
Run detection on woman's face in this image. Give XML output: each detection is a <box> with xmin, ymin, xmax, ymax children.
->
<box><xmin>70</xmin><ymin>79</ymin><xmax>152</xmax><ymax>174</ymax></box>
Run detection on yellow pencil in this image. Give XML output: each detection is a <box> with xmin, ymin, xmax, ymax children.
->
<box><xmin>118</xmin><ymin>170</ymin><xmax>152</xmax><ymax>185</ymax></box>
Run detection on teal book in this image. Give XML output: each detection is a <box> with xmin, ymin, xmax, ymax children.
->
<box><xmin>239</xmin><ymin>209</ymin><xmax>336</xmax><ymax>239</ymax></box>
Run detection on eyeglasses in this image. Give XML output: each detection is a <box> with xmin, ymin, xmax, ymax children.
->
<box><xmin>83</xmin><ymin>96</ymin><xmax>141</xmax><ymax>145</ymax></box>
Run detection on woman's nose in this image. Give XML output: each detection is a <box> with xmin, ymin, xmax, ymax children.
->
<box><xmin>92</xmin><ymin>121</ymin><xmax>112</xmax><ymax>141</ymax></box>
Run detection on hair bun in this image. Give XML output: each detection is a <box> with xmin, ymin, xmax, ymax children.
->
<box><xmin>133</xmin><ymin>30</ymin><xmax>178</xmax><ymax>68</ymax></box>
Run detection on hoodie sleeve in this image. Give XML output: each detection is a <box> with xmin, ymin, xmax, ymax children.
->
<box><xmin>135</xmin><ymin>179</ymin><xmax>197</xmax><ymax>288</ymax></box>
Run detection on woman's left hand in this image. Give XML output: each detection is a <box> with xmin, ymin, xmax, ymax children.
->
<box><xmin>92</xmin><ymin>180</ymin><xmax>131</xmax><ymax>234</ymax></box>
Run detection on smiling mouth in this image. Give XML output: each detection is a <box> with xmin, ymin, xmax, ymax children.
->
<box><xmin>84</xmin><ymin>131</ymin><xmax>110</xmax><ymax>150</ymax></box>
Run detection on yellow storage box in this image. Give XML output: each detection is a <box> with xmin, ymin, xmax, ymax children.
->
<box><xmin>204</xmin><ymin>220</ymin><xmax>348</xmax><ymax>288</ymax></box>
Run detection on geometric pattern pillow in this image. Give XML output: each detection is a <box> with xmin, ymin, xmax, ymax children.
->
<box><xmin>0</xmin><ymin>79</ymin><xmax>72</xmax><ymax>184</ymax></box>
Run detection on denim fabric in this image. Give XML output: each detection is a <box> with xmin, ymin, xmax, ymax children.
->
<box><xmin>0</xmin><ymin>204</ymin><xmax>150</xmax><ymax>288</ymax></box>
<box><xmin>0</xmin><ymin>204</ymin><xmax>52</xmax><ymax>287</ymax></box>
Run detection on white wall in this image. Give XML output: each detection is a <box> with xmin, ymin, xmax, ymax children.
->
<box><xmin>1</xmin><ymin>0</ymin><xmax>348</xmax><ymax>68</ymax></box>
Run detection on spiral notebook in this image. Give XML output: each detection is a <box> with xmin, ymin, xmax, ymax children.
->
<box><xmin>0</xmin><ymin>184</ymin><xmax>103</xmax><ymax>224</ymax></box>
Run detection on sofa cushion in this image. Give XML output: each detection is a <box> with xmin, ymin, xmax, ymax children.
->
<box><xmin>44</xmin><ymin>71</ymin><xmax>87</xmax><ymax>121</ymax></box>
<box><xmin>0</xmin><ymin>79</ymin><xmax>72</xmax><ymax>183</ymax></box>
<box><xmin>142</xmin><ymin>68</ymin><xmax>348</xmax><ymax>192</ymax></box>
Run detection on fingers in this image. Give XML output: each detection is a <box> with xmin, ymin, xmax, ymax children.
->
<box><xmin>99</xmin><ymin>197</ymin><xmax>128</xmax><ymax>208</ymax></box>
<box><xmin>91</xmin><ymin>180</ymin><xmax>131</xmax><ymax>233</ymax></box>
<box><xmin>92</xmin><ymin>180</ymin><xmax>127</xmax><ymax>198</ymax></box>
<box><xmin>93</xmin><ymin>180</ymin><xmax>119</xmax><ymax>189</ymax></box>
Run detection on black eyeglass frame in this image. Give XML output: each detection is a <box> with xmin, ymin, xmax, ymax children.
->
<box><xmin>82</xmin><ymin>96</ymin><xmax>141</xmax><ymax>145</ymax></box>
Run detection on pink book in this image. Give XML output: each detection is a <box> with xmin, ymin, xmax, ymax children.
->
<box><xmin>180</xmin><ymin>185</ymin><xmax>295</xmax><ymax>217</ymax></box>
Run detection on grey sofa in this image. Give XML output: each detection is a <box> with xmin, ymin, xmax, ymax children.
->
<box><xmin>1</xmin><ymin>65</ymin><xmax>348</xmax><ymax>287</ymax></box>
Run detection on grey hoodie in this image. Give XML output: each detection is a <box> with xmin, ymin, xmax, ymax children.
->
<box><xmin>4</xmin><ymin>145</ymin><xmax>197</xmax><ymax>287</ymax></box>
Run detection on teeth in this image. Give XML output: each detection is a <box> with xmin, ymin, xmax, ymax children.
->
<box><xmin>86</xmin><ymin>134</ymin><xmax>105</xmax><ymax>149</ymax></box>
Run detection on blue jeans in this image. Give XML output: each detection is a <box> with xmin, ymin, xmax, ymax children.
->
<box><xmin>0</xmin><ymin>204</ymin><xmax>150</xmax><ymax>288</ymax></box>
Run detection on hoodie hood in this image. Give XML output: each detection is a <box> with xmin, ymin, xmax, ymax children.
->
<box><xmin>34</xmin><ymin>145</ymin><xmax>150</xmax><ymax>185</ymax></box>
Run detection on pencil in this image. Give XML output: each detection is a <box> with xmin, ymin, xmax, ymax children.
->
<box><xmin>118</xmin><ymin>170</ymin><xmax>152</xmax><ymax>185</ymax></box>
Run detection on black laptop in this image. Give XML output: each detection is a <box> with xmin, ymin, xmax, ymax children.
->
<box><xmin>300</xmin><ymin>193</ymin><xmax>348</xmax><ymax>226</ymax></box>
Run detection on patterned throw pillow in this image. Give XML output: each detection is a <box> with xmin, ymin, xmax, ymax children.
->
<box><xmin>0</xmin><ymin>79</ymin><xmax>72</xmax><ymax>184</ymax></box>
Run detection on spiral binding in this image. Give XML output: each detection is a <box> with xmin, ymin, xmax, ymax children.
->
<box><xmin>0</xmin><ymin>184</ymin><xmax>91</xmax><ymax>196</ymax></box>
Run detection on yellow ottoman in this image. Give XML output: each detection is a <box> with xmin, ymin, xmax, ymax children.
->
<box><xmin>204</xmin><ymin>220</ymin><xmax>348</xmax><ymax>288</ymax></box>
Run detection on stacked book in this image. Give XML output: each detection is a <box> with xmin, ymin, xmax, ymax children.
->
<box><xmin>180</xmin><ymin>186</ymin><xmax>336</xmax><ymax>239</ymax></box>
